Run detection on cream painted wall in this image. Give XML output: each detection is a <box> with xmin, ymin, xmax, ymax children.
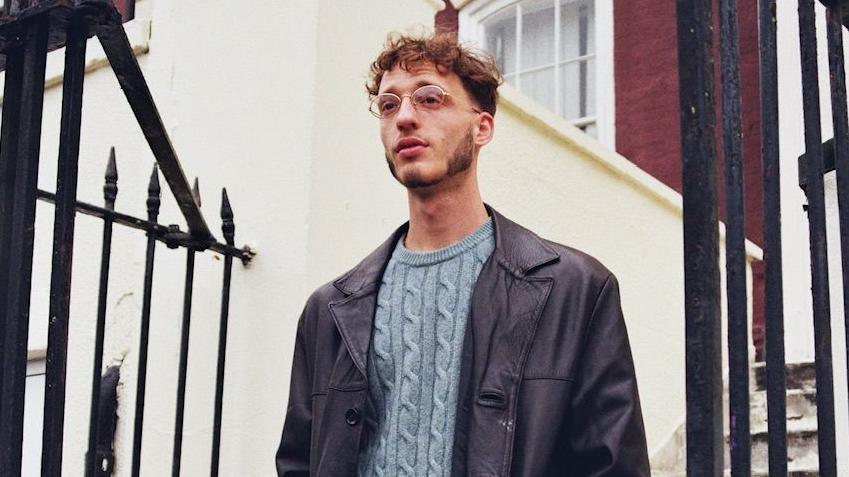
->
<box><xmin>9</xmin><ymin>0</ymin><xmax>764</xmax><ymax>474</ymax></box>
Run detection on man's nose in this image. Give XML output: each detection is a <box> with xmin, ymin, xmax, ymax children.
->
<box><xmin>394</xmin><ymin>97</ymin><xmax>419</xmax><ymax>129</ymax></box>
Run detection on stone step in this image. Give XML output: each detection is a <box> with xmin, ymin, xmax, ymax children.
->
<box><xmin>723</xmin><ymin>424</ymin><xmax>819</xmax><ymax>473</ymax></box>
<box><xmin>653</xmin><ymin>362</ymin><xmax>822</xmax><ymax>476</ymax></box>
<box><xmin>751</xmin><ymin>427</ymin><xmax>819</xmax><ymax>473</ymax></box>
<box><xmin>748</xmin><ymin>388</ymin><xmax>818</xmax><ymax>435</ymax></box>
<box><xmin>655</xmin><ymin>469</ymin><xmax>818</xmax><ymax>477</ymax></box>
<box><xmin>754</xmin><ymin>361</ymin><xmax>816</xmax><ymax>392</ymax></box>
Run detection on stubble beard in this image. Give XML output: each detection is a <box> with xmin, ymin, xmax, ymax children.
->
<box><xmin>385</xmin><ymin>127</ymin><xmax>475</xmax><ymax>190</ymax></box>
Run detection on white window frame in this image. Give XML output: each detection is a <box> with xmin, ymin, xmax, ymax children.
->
<box><xmin>459</xmin><ymin>0</ymin><xmax>615</xmax><ymax>147</ymax></box>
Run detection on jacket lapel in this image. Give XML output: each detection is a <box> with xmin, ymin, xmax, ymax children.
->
<box><xmin>463</xmin><ymin>206</ymin><xmax>559</xmax><ymax>475</ymax></box>
<box><xmin>328</xmin><ymin>223</ymin><xmax>408</xmax><ymax>378</ymax></box>
<box><xmin>471</xmin><ymin>206</ymin><xmax>560</xmax><ymax>396</ymax></box>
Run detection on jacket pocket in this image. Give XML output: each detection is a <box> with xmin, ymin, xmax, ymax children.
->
<box><xmin>476</xmin><ymin>388</ymin><xmax>508</xmax><ymax>409</ymax></box>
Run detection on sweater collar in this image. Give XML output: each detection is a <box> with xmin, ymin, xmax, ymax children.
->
<box><xmin>333</xmin><ymin>204</ymin><xmax>559</xmax><ymax>296</ymax></box>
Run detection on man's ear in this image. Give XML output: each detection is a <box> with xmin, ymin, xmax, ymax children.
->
<box><xmin>474</xmin><ymin>112</ymin><xmax>494</xmax><ymax>148</ymax></box>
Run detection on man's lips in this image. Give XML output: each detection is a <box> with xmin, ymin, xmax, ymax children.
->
<box><xmin>397</xmin><ymin>145</ymin><xmax>426</xmax><ymax>159</ymax></box>
<box><xmin>395</xmin><ymin>138</ymin><xmax>428</xmax><ymax>158</ymax></box>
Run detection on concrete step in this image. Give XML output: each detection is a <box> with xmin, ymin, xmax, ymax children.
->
<box><xmin>655</xmin><ymin>470</ymin><xmax>818</xmax><ymax>477</ymax></box>
<box><xmin>723</xmin><ymin>423</ymin><xmax>819</xmax><ymax>474</ymax></box>
<box><xmin>748</xmin><ymin>361</ymin><xmax>819</xmax><ymax>475</ymax></box>
<box><xmin>754</xmin><ymin>361</ymin><xmax>816</xmax><ymax>392</ymax></box>
<box><xmin>748</xmin><ymin>388</ymin><xmax>818</xmax><ymax>435</ymax></box>
<box><xmin>653</xmin><ymin>362</ymin><xmax>822</xmax><ymax>475</ymax></box>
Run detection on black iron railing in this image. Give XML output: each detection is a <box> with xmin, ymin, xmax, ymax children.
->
<box><xmin>677</xmin><ymin>0</ymin><xmax>849</xmax><ymax>475</ymax></box>
<box><xmin>0</xmin><ymin>1</ymin><xmax>254</xmax><ymax>476</ymax></box>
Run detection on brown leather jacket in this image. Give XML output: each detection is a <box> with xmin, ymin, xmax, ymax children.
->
<box><xmin>276</xmin><ymin>206</ymin><xmax>650</xmax><ymax>476</ymax></box>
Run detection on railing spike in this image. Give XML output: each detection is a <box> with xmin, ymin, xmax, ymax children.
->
<box><xmin>147</xmin><ymin>164</ymin><xmax>161</xmax><ymax>222</ymax></box>
<box><xmin>192</xmin><ymin>177</ymin><xmax>201</xmax><ymax>208</ymax></box>
<box><xmin>104</xmin><ymin>146</ymin><xmax>118</xmax><ymax>210</ymax></box>
<box><xmin>221</xmin><ymin>188</ymin><xmax>234</xmax><ymax>246</ymax></box>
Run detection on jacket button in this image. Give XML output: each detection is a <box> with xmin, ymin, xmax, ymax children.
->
<box><xmin>345</xmin><ymin>408</ymin><xmax>361</xmax><ymax>426</ymax></box>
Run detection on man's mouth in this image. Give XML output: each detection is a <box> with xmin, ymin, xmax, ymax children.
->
<box><xmin>396</xmin><ymin>138</ymin><xmax>428</xmax><ymax>158</ymax></box>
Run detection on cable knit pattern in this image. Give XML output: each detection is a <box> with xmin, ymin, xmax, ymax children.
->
<box><xmin>357</xmin><ymin>218</ymin><xmax>495</xmax><ymax>477</ymax></box>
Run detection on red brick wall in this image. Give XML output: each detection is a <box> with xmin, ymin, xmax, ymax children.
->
<box><xmin>614</xmin><ymin>0</ymin><xmax>765</xmax><ymax>358</ymax></box>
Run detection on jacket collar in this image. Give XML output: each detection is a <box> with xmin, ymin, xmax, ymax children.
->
<box><xmin>332</xmin><ymin>204</ymin><xmax>560</xmax><ymax>296</ymax></box>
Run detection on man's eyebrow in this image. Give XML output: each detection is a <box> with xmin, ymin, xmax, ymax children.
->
<box><xmin>381</xmin><ymin>79</ymin><xmax>445</xmax><ymax>95</ymax></box>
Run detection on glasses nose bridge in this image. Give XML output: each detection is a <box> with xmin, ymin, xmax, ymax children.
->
<box><xmin>395</xmin><ymin>93</ymin><xmax>420</xmax><ymax>118</ymax></box>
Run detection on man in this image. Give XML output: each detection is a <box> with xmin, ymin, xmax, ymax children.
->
<box><xmin>276</xmin><ymin>33</ymin><xmax>649</xmax><ymax>476</ymax></box>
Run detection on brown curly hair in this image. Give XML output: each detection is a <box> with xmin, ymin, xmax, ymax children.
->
<box><xmin>366</xmin><ymin>33</ymin><xmax>503</xmax><ymax>115</ymax></box>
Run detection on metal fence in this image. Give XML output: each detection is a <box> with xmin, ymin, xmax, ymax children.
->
<box><xmin>677</xmin><ymin>0</ymin><xmax>848</xmax><ymax>475</ymax></box>
<box><xmin>0</xmin><ymin>1</ymin><xmax>254</xmax><ymax>476</ymax></box>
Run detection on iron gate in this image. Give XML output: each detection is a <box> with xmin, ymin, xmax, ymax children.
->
<box><xmin>0</xmin><ymin>1</ymin><xmax>254</xmax><ymax>476</ymax></box>
<box><xmin>678</xmin><ymin>0</ymin><xmax>849</xmax><ymax>475</ymax></box>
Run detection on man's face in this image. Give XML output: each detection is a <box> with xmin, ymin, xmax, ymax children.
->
<box><xmin>377</xmin><ymin>62</ymin><xmax>493</xmax><ymax>190</ymax></box>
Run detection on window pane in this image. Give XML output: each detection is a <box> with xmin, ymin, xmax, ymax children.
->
<box><xmin>480</xmin><ymin>0</ymin><xmax>598</xmax><ymax>136</ymax></box>
<box><xmin>559</xmin><ymin>57</ymin><xmax>595</xmax><ymax>120</ymax></box>
<box><xmin>518</xmin><ymin>66</ymin><xmax>555</xmax><ymax>111</ymax></box>
<box><xmin>520</xmin><ymin>0</ymin><xmax>556</xmax><ymax>70</ymax></box>
<box><xmin>484</xmin><ymin>7</ymin><xmax>518</xmax><ymax>75</ymax></box>
<box><xmin>560</xmin><ymin>0</ymin><xmax>595</xmax><ymax>61</ymax></box>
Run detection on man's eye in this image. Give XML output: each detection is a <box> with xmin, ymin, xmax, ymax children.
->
<box><xmin>381</xmin><ymin>102</ymin><xmax>398</xmax><ymax>112</ymax></box>
<box><xmin>416</xmin><ymin>93</ymin><xmax>441</xmax><ymax>106</ymax></box>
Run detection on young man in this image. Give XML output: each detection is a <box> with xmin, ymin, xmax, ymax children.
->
<box><xmin>276</xmin><ymin>33</ymin><xmax>649</xmax><ymax>476</ymax></box>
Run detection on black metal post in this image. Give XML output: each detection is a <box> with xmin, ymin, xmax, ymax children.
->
<box><xmin>719</xmin><ymin>0</ymin><xmax>751</xmax><ymax>474</ymax></box>
<box><xmin>172</xmin><ymin>178</ymin><xmax>200</xmax><ymax>477</ymax></box>
<box><xmin>86</xmin><ymin>149</ymin><xmax>118</xmax><ymax>477</ymax></box>
<box><xmin>824</xmin><ymin>0</ymin><xmax>849</xmax><ymax>420</ymax></box>
<box><xmin>210</xmin><ymin>189</ymin><xmax>235</xmax><ymax>476</ymax></box>
<box><xmin>172</xmin><ymin>248</ymin><xmax>196</xmax><ymax>477</ymax></box>
<box><xmin>131</xmin><ymin>164</ymin><xmax>161</xmax><ymax>477</ymax></box>
<box><xmin>758</xmin><ymin>0</ymin><xmax>788</xmax><ymax>475</ymax></box>
<box><xmin>676</xmin><ymin>0</ymin><xmax>723</xmax><ymax>474</ymax></box>
<box><xmin>41</xmin><ymin>16</ymin><xmax>87</xmax><ymax>476</ymax></box>
<box><xmin>0</xmin><ymin>17</ymin><xmax>49</xmax><ymax>475</ymax></box>
<box><xmin>0</xmin><ymin>27</ymin><xmax>25</xmax><ymax>440</ymax></box>
<box><xmin>798</xmin><ymin>2</ymin><xmax>837</xmax><ymax>475</ymax></box>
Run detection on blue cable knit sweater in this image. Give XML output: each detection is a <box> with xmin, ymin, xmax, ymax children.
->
<box><xmin>357</xmin><ymin>218</ymin><xmax>495</xmax><ymax>477</ymax></box>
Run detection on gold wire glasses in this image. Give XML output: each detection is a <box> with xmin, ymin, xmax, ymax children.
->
<box><xmin>369</xmin><ymin>84</ymin><xmax>481</xmax><ymax>118</ymax></box>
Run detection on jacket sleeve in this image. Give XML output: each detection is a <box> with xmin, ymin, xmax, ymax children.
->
<box><xmin>565</xmin><ymin>274</ymin><xmax>650</xmax><ymax>476</ymax></box>
<box><xmin>276</xmin><ymin>308</ymin><xmax>313</xmax><ymax>476</ymax></box>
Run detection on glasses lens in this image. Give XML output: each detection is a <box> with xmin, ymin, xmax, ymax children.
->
<box><xmin>373</xmin><ymin>94</ymin><xmax>400</xmax><ymax>117</ymax></box>
<box><xmin>412</xmin><ymin>85</ymin><xmax>445</xmax><ymax>109</ymax></box>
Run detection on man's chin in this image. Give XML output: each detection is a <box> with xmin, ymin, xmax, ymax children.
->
<box><xmin>397</xmin><ymin>173</ymin><xmax>444</xmax><ymax>189</ymax></box>
<box><xmin>388</xmin><ymin>161</ymin><xmax>443</xmax><ymax>189</ymax></box>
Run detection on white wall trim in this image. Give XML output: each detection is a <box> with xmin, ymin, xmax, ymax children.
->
<box><xmin>595</xmin><ymin>0</ymin><xmax>614</xmax><ymax>147</ymax></box>
<box><xmin>498</xmin><ymin>84</ymin><xmax>763</xmax><ymax>261</ymax></box>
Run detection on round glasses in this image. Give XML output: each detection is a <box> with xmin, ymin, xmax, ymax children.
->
<box><xmin>369</xmin><ymin>84</ymin><xmax>481</xmax><ymax>118</ymax></box>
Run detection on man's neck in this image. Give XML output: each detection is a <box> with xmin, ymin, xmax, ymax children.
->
<box><xmin>404</xmin><ymin>182</ymin><xmax>489</xmax><ymax>252</ymax></box>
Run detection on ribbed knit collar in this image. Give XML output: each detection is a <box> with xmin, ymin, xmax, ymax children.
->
<box><xmin>392</xmin><ymin>216</ymin><xmax>494</xmax><ymax>267</ymax></box>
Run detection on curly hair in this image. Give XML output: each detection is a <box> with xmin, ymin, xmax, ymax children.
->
<box><xmin>366</xmin><ymin>32</ymin><xmax>503</xmax><ymax>115</ymax></box>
